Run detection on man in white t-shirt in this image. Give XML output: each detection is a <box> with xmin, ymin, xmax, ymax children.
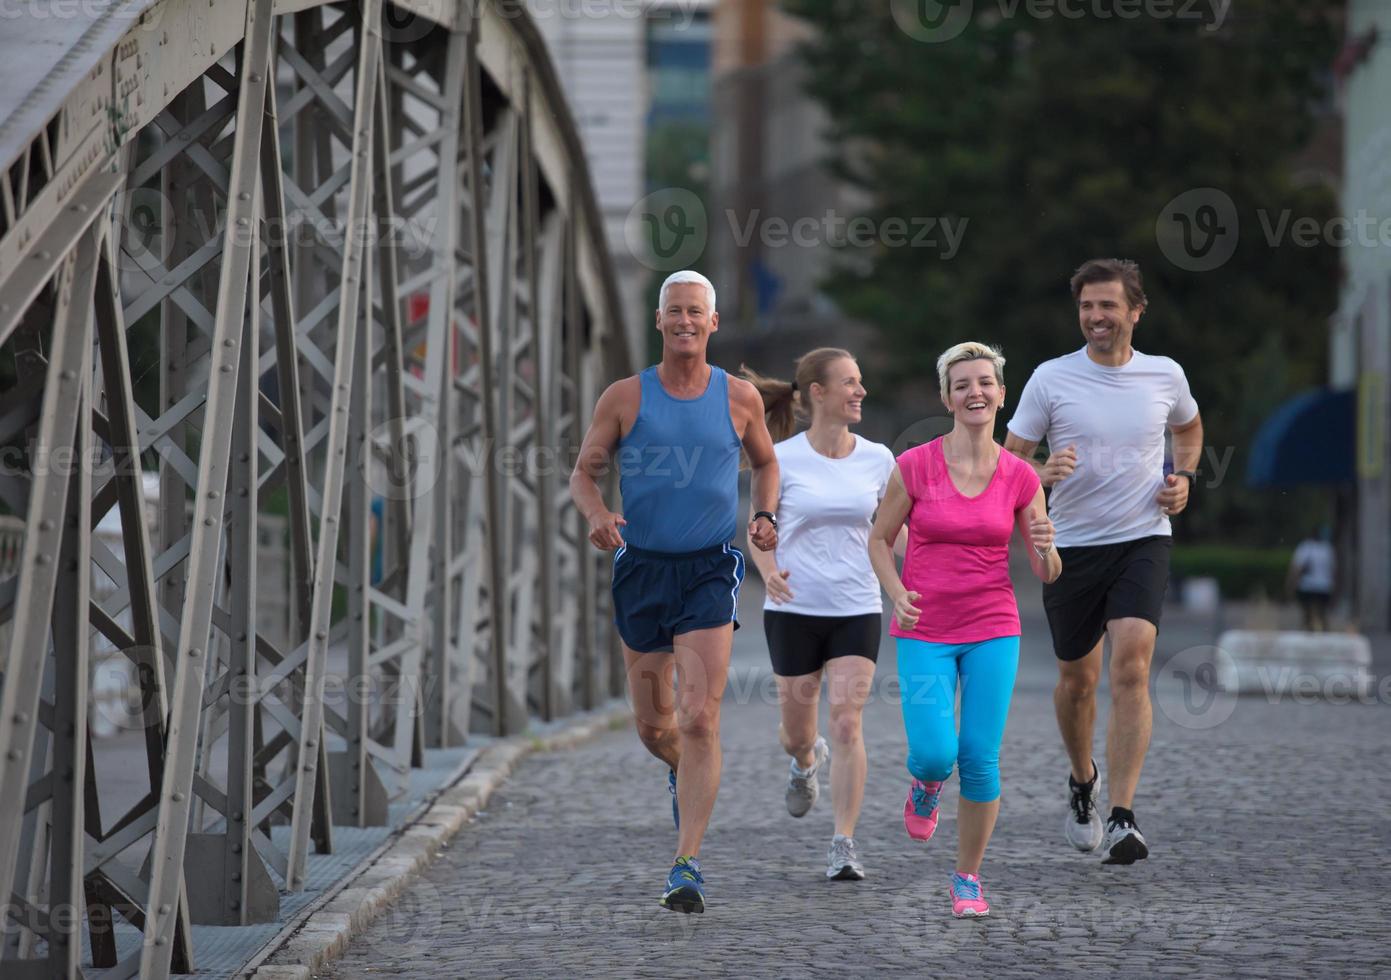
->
<box><xmin>1004</xmin><ymin>258</ymin><xmax>1204</xmax><ymax>867</ymax></box>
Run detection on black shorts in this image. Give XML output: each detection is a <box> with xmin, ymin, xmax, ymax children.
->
<box><xmin>1296</xmin><ymin>590</ymin><xmax>1331</xmax><ymax>615</ymax></box>
<box><xmin>763</xmin><ymin>610</ymin><xmax>882</xmax><ymax>677</ymax></box>
<box><xmin>1042</xmin><ymin>536</ymin><xmax>1172</xmax><ymax>662</ymax></box>
<box><xmin>611</xmin><ymin>542</ymin><xmax>744</xmax><ymax>653</ymax></box>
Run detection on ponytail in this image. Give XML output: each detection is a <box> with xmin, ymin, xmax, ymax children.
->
<box><xmin>739</xmin><ymin>348</ymin><xmax>857</xmax><ymax>446</ymax></box>
<box><xmin>739</xmin><ymin>365</ymin><xmax>800</xmax><ymax>444</ymax></box>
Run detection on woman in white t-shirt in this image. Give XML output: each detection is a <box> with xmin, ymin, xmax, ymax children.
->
<box><xmin>743</xmin><ymin>349</ymin><xmax>896</xmax><ymax>881</ymax></box>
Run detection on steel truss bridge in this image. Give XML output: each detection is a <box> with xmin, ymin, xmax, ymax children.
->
<box><xmin>0</xmin><ymin>1</ymin><xmax>631</xmax><ymax>975</ymax></box>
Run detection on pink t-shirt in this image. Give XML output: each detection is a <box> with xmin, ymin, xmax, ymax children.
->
<box><xmin>889</xmin><ymin>438</ymin><xmax>1042</xmax><ymax>644</ymax></box>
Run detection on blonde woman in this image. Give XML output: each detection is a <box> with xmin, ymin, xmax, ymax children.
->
<box><xmin>868</xmin><ymin>342</ymin><xmax>1061</xmax><ymax>918</ymax></box>
<box><xmin>743</xmin><ymin>349</ymin><xmax>895</xmax><ymax>881</ymax></box>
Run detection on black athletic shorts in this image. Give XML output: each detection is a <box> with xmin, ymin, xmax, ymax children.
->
<box><xmin>1042</xmin><ymin>535</ymin><xmax>1172</xmax><ymax>662</ymax></box>
<box><xmin>763</xmin><ymin>610</ymin><xmax>882</xmax><ymax>677</ymax></box>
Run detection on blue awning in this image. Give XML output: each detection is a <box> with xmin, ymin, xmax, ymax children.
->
<box><xmin>1246</xmin><ymin>387</ymin><xmax>1355</xmax><ymax>488</ymax></box>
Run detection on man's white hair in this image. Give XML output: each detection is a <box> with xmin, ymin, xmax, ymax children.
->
<box><xmin>658</xmin><ymin>270</ymin><xmax>717</xmax><ymax>313</ymax></box>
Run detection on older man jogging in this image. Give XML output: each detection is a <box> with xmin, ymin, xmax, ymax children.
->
<box><xmin>1004</xmin><ymin>258</ymin><xmax>1204</xmax><ymax>866</ymax></box>
<box><xmin>569</xmin><ymin>270</ymin><xmax>779</xmax><ymax>912</ymax></box>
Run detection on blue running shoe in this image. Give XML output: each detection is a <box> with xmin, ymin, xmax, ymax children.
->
<box><xmin>660</xmin><ymin>857</ymin><xmax>705</xmax><ymax>914</ymax></box>
<box><xmin>668</xmin><ymin>768</ymin><xmax>680</xmax><ymax>829</ymax></box>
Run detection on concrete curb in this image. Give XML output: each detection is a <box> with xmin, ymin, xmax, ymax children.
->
<box><xmin>245</xmin><ymin>706</ymin><xmax>631</xmax><ymax>979</ymax></box>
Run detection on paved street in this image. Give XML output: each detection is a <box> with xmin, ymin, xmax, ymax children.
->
<box><xmin>324</xmin><ymin>575</ymin><xmax>1391</xmax><ymax>978</ymax></box>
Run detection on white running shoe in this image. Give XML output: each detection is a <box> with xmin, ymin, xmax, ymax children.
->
<box><xmin>1065</xmin><ymin>760</ymin><xmax>1104</xmax><ymax>852</ymax></box>
<box><xmin>826</xmin><ymin>834</ymin><xmax>864</xmax><ymax>880</ymax></box>
<box><xmin>1101</xmin><ymin>811</ymin><xmax>1149</xmax><ymax>865</ymax></box>
<box><xmin>785</xmin><ymin>736</ymin><xmax>829</xmax><ymax>818</ymax></box>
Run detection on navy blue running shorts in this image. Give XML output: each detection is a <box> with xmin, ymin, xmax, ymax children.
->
<box><xmin>611</xmin><ymin>542</ymin><xmax>745</xmax><ymax>653</ymax></box>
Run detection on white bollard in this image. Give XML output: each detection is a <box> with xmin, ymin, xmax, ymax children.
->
<box><xmin>1214</xmin><ymin>629</ymin><xmax>1374</xmax><ymax>699</ymax></box>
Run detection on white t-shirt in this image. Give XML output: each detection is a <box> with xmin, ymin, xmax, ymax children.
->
<box><xmin>1007</xmin><ymin>348</ymin><xmax>1199</xmax><ymax>547</ymax></box>
<box><xmin>1292</xmin><ymin>540</ymin><xmax>1335</xmax><ymax>593</ymax></box>
<box><xmin>766</xmin><ymin>432</ymin><xmax>896</xmax><ymax>616</ymax></box>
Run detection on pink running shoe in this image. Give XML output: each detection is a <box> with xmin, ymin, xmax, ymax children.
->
<box><xmin>949</xmin><ymin>872</ymin><xmax>990</xmax><ymax>918</ymax></box>
<box><xmin>903</xmin><ymin>779</ymin><xmax>943</xmax><ymax>841</ymax></box>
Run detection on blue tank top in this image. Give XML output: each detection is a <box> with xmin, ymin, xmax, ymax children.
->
<box><xmin>618</xmin><ymin>365</ymin><xmax>741</xmax><ymax>552</ymax></box>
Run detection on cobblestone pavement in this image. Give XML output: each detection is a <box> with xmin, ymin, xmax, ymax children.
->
<box><xmin>325</xmin><ymin>584</ymin><xmax>1391</xmax><ymax>979</ymax></box>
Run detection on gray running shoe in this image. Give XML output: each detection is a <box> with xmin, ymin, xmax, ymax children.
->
<box><xmin>785</xmin><ymin>736</ymin><xmax>829</xmax><ymax>817</ymax></box>
<box><xmin>1065</xmin><ymin>760</ymin><xmax>1104</xmax><ymax>852</ymax></box>
<box><xmin>826</xmin><ymin>834</ymin><xmax>864</xmax><ymax>881</ymax></box>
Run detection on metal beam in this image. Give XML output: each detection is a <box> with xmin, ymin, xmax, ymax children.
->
<box><xmin>141</xmin><ymin>1</ymin><xmax>279</xmax><ymax>971</ymax></box>
<box><xmin>427</xmin><ymin>31</ymin><xmax>469</xmax><ymax>748</ymax></box>
<box><xmin>46</xmin><ymin>265</ymin><xmax>95</xmax><ymax>976</ymax></box>
<box><xmin>534</xmin><ymin>211</ymin><xmax>565</xmax><ymax>718</ymax></box>
<box><xmin>463</xmin><ymin>13</ymin><xmax>512</xmax><ymax>737</ymax></box>
<box><xmin>285</xmin><ymin>0</ymin><xmax>382</xmax><ymax>892</ymax></box>
<box><xmin>0</xmin><ymin>226</ymin><xmax>99</xmax><ymax>919</ymax></box>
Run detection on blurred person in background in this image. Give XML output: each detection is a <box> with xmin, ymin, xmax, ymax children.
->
<box><xmin>1287</xmin><ymin>526</ymin><xmax>1336</xmax><ymax>631</ymax></box>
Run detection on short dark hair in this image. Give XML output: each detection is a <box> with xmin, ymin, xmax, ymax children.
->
<box><xmin>1070</xmin><ymin>258</ymin><xmax>1147</xmax><ymax>310</ymax></box>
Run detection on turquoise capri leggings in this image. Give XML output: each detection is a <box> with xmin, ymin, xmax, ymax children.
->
<box><xmin>895</xmin><ymin>635</ymin><xmax>1020</xmax><ymax>803</ymax></box>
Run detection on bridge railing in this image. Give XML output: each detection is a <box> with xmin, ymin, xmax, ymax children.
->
<box><xmin>0</xmin><ymin>1</ymin><xmax>631</xmax><ymax>976</ymax></box>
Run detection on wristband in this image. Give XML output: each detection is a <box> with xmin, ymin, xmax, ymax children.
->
<box><xmin>1174</xmin><ymin>469</ymin><xmax>1197</xmax><ymax>488</ymax></box>
<box><xmin>752</xmin><ymin>510</ymin><xmax>778</xmax><ymax>529</ymax></box>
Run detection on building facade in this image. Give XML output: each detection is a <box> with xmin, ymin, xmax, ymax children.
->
<box><xmin>708</xmin><ymin>1</ymin><xmax>867</xmax><ymax>331</ymax></box>
<box><xmin>1333</xmin><ymin>0</ymin><xmax>1391</xmax><ymax>630</ymax></box>
<box><xmin>530</xmin><ymin>0</ymin><xmax>715</xmax><ymax>361</ymax></box>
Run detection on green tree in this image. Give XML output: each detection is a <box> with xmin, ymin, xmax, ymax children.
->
<box><xmin>781</xmin><ymin>0</ymin><xmax>1341</xmax><ymax>544</ymax></box>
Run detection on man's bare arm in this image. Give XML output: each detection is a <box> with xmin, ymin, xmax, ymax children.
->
<box><xmin>1003</xmin><ymin>432</ymin><xmax>1044</xmax><ymax>478</ymax></box>
<box><xmin>1170</xmin><ymin>412</ymin><xmax>1204</xmax><ymax>475</ymax></box>
<box><xmin>733</xmin><ymin>378</ymin><xmax>779</xmax><ymax>552</ymax></box>
<box><xmin>568</xmin><ymin>379</ymin><xmax>636</xmax><ymax>550</ymax></box>
<box><xmin>1156</xmin><ymin>411</ymin><xmax>1205</xmax><ymax>517</ymax></box>
<box><xmin>1004</xmin><ymin>431</ymin><xmax>1076</xmax><ymax>488</ymax></box>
